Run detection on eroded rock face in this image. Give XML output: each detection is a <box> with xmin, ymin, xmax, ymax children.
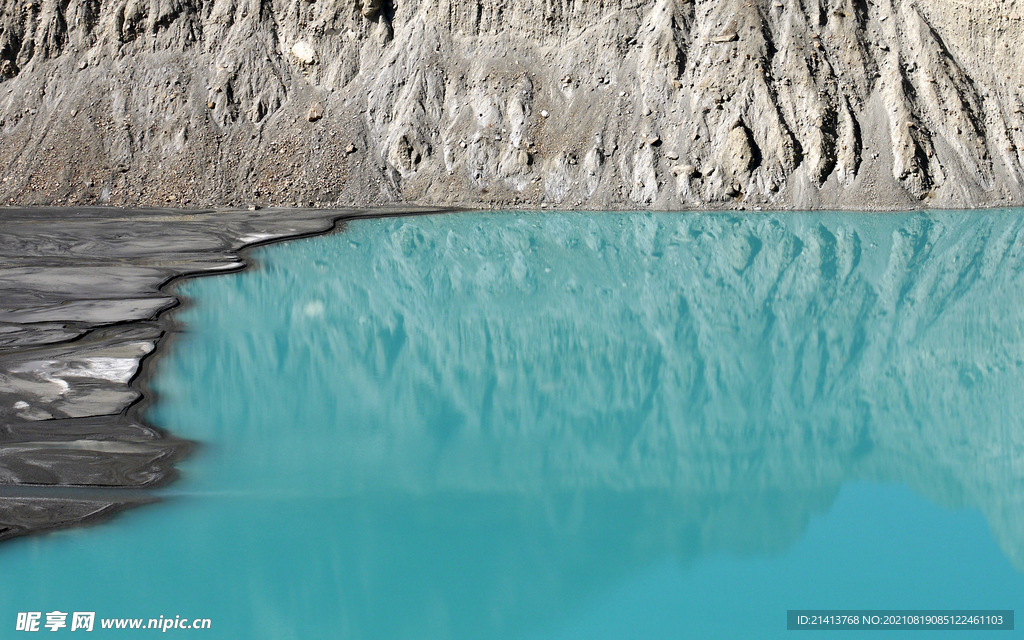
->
<box><xmin>0</xmin><ymin>0</ymin><xmax>1023</xmax><ymax>209</ymax></box>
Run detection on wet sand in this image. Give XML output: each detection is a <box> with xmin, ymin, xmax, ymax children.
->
<box><xmin>0</xmin><ymin>206</ymin><xmax>449</xmax><ymax>541</ymax></box>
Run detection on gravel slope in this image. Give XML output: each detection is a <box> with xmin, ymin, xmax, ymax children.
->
<box><xmin>1</xmin><ymin>0</ymin><xmax>1023</xmax><ymax>209</ymax></box>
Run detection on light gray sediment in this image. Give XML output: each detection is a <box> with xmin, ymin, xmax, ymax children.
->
<box><xmin>1</xmin><ymin>0</ymin><xmax>1023</xmax><ymax>210</ymax></box>
<box><xmin>0</xmin><ymin>205</ymin><xmax>449</xmax><ymax>542</ymax></box>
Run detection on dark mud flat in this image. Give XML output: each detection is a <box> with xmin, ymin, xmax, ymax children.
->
<box><xmin>0</xmin><ymin>206</ymin><xmax>445</xmax><ymax>542</ymax></box>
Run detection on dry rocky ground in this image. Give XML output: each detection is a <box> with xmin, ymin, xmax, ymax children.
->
<box><xmin>0</xmin><ymin>0</ymin><xmax>1023</xmax><ymax>210</ymax></box>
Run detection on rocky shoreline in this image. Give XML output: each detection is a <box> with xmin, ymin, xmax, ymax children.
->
<box><xmin>0</xmin><ymin>205</ymin><xmax>450</xmax><ymax>541</ymax></box>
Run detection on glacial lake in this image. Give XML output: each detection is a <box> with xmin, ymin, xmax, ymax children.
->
<box><xmin>2</xmin><ymin>210</ymin><xmax>1024</xmax><ymax>638</ymax></box>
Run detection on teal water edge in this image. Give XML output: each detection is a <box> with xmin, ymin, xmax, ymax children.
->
<box><xmin>3</xmin><ymin>210</ymin><xmax>1024</xmax><ymax>639</ymax></box>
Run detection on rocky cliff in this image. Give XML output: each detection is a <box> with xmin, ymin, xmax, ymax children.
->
<box><xmin>1</xmin><ymin>0</ymin><xmax>1023</xmax><ymax>209</ymax></box>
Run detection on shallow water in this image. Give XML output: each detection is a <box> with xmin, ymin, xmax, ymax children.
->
<box><xmin>3</xmin><ymin>210</ymin><xmax>1024</xmax><ymax>638</ymax></box>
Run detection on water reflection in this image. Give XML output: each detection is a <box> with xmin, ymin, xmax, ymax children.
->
<box><xmin>140</xmin><ymin>210</ymin><xmax>1024</xmax><ymax>638</ymax></box>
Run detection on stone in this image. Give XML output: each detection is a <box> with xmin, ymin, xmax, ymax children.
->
<box><xmin>0</xmin><ymin>59</ymin><xmax>16</xmax><ymax>80</ymax></box>
<box><xmin>360</xmin><ymin>0</ymin><xmax>382</xmax><ymax>19</ymax></box>
<box><xmin>291</xmin><ymin>41</ymin><xmax>317</xmax><ymax>65</ymax></box>
<box><xmin>723</xmin><ymin>124</ymin><xmax>758</xmax><ymax>175</ymax></box>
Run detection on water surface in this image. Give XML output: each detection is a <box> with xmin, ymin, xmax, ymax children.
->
<box><xmin>2</xmin><ymin>211</ymin><xmax>1024</xmax><ymax>638</ymax></box>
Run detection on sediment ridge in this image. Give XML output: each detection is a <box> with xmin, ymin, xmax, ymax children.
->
<box><xmin>0</xmin><ymin>206</ymin><xmax>445</xmax><ymax>541</ymax></box>
<box><xmin>1</xmin><ymin>0</ymin><xmax>1023</xmax><ymax>210</ymax></box>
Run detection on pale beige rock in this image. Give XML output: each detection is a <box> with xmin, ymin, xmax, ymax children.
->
<box><xmin>291</xmin><ymin>41</ymin><xmax>317</xmax><ymax>65</ymax></box>
<box><xmin>723</xmin><ymin>124</ymin><xmax>758</xmax><ymax>177</ymax></box>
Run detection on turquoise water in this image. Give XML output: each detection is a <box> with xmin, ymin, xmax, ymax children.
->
<box><xmin>3</xmin><ymin>210</ymin><xmax>1024</xmax><ymax>638</ymax></box>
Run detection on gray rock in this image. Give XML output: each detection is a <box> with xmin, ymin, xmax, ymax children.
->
<box><xmin>0</xmin><ymin>0</ymin><xmax>1021</xmax><ymax>210</ymax></box>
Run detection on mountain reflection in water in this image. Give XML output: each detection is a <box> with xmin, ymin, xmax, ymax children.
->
<box><xmin>192</xmin><ymin>212</ymin><xmax>1022</xmax><ymax>551</ymax></box>
<box><xmin>160</xmin><ymin>211</ymin><xmax>1022</xmax><ymax>632</ymax></box>
<box><xmin>5</xmin><ymin>211</ymin><xmax>1023</xmax><ymax>640</ymax></box>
